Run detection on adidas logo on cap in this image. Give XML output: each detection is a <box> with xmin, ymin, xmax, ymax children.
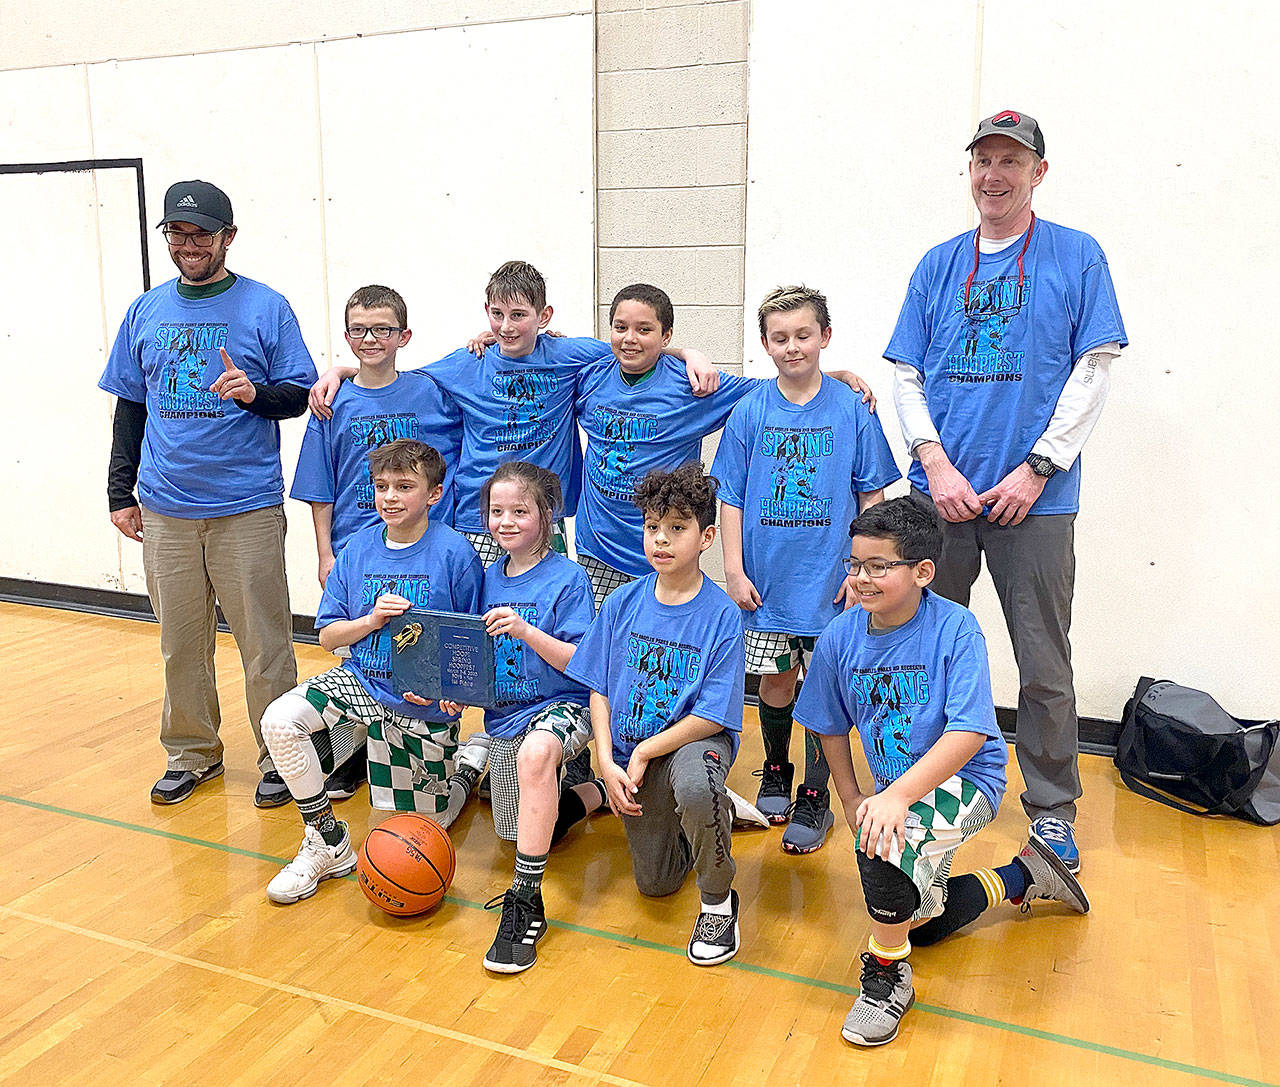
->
<box><xmin>177</xmin><ymin>194</ymin><xmax>198</xmax><ymax>208</ymax></box>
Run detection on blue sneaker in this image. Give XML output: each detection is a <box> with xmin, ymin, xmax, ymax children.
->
<box><xmin>1029</xmin><ymin>817</ymin><xmax>1080</xmax><ymax>874</ymax></box>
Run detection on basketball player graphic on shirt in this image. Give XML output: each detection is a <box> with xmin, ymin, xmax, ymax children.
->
<box><xmin>867</xmin><ymin>672</ymin><xmax>914</xmax><ymax>786</ymax></box>
<box><xmin>958</xmin><ymin>276</ymin><xmax>1027</xmax><ymax>361</ymax></box>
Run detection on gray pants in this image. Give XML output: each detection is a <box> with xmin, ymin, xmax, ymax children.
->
<box><xmin>141</xmin><ymin>503</ymin><xmax>297</xmax><ymax>773</ymax></box>
<box><xmin>620</xmin><ymin>732</ymin><xmax>736</xmax><ymax>898</ymax></box>
<box><xmin>911</xmin><ymin>488</ymin><xmax>1081</xmax><ymax>822</ymax></box>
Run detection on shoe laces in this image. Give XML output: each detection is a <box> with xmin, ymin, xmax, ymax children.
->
<box><xmin>290</xmin><ymin>827</ymin><xmax>333</xmax><ymax>873</ymax></box>
<box><xmin>753</xmin><ymin>763</ymin><xmax>790</xmax><ymax>798</ymax></box>
<box><xmin>858</xmin><ymin>952</ymin><xmax>903</xmax><ymax>1001</ymax></box>
<box><xmin>785</xmin><ymin>787</ymin><xmax>828</xmax><ymax>829</ymax></box>
<box><xmin>484</xmin><ymin>890</ymin><xmax>533</xmax><ymax>941</ymax></box>
<box><xmin>1034</xmin><ymin>817</ymin><xmax>1072</xmax><ymax>846</ymax></box>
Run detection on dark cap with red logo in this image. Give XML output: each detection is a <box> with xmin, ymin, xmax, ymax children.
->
<box><xmin>966</xmin><ymin>110</ymin><xmax>1045</xmax><ymax>158</ymax></box>
<box><xmin>157</xmin><ymin>180</ymin><xmax>235</xmax><ymax>232</ymax></box>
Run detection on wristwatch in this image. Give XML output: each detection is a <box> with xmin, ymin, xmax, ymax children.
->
<box><xmin>1025</xmin><ymin>453</ymin><xmax>1057</xmax><ymax>478</ymax></box>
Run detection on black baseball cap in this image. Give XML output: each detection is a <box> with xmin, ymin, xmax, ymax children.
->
<box><xmin>966</xmin><ymin>110</ymin><xmax>1045</xmax><ymax>158</ymax></box>
<box><xmin>157</xmin><ymin>180</ymin><xmax>234</xmax><ymax>232</ymax></box>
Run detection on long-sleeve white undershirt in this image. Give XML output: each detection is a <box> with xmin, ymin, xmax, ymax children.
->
<box><xmin>893</xmin><ymin>343</ymin><xmax>1120</xmax><ymax>471</ymax></box>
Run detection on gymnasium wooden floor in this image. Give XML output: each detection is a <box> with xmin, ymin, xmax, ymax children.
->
<box><xmin>1</xmin><ymin>601</ymin><xmax>1276</xmax><ymax>1086</ymax></box>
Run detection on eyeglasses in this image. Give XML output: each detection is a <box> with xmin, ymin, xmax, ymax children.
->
<box><xmin>345</xmin><ymin>326</ymin><xmax>403</xmax><ymax>341</ymax></box>
<box><xmin>162</xmin><ymin>227</ymin><xmax>226</xmax><ymax>248</ymax></box>
<box><xmin>841</xmin><ymin>557</ymin><xmax>923</xmax><ymax>578</ymax></box>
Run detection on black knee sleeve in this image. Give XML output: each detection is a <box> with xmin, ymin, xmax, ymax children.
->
<box><xmin>856</xmin><ymin>850</ymin><xmax>921</xmax><ymax>925</ymax></box>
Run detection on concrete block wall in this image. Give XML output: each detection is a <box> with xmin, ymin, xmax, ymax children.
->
<box><xmin>594</xmin><ymin>0</ymin><xmax>749</xmax><ymax>370</ymax></box>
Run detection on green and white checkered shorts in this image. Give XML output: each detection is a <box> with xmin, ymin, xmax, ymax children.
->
<box><xmin>744</xmin><ymin>629</ymin><xmax>816</xmax><ymax>675</ymax></box>
<box><xmin>854</xmin><ymin>774</ymin><xmax>995</xmax><ymax>921</ymax></box>
<box><xmin>487</xmin><ymin>701</ymin><xmax>592</xmax><ymax>842</ymax></box>
<box><xmin>297</xmin><ymin>666</ymin><xmax>458</xmax><ymax>816</ymax></box>
<box><xmin>463</xmin><ymin>519</ymin><xmax>569</xmax><ymax>569</ymax></box>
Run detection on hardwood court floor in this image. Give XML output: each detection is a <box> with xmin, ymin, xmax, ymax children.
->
<box><xmin>0</xmin><ymin>601</ymin><xmax>1276</xmax><ymax>1086</ymax></box>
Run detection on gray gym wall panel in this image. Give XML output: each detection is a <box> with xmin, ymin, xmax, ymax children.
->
<box><xmin>744</xmin><ymin>0</ymin><xmax>1280</xmax><ymax>718</ymax></box>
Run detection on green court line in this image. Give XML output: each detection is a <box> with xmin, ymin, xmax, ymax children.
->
<box><xmin>1</xmin><ymin>792</ymin><xmax>1273</xmax><ymax>1087</ymax></box>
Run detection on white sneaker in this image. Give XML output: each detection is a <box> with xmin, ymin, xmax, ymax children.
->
<box><xmin>453</xmin><ymin>732</ymin><xmax>491</xmax><ymax>776</ymax></box>
<box><xmin>725</xmin><ymin>785</ymin><xmax>770</xmax><ymax>829</ymax></box>
<box><xmin>267</xmin><ymin>823</ymin><xmax>357</xmax><ymax>904</ymax></box>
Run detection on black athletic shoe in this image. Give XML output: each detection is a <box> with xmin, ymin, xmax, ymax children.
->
<box><xmin>150</xmin><ymin>761</ymin><xmax>224</xmax><ymax>805</ymax></box>
<box><xmin>781</xmin><ymin>785</ymin><xmax>834</xmax><ymax>854</ymax></box>
<box><xmin>562</xmin><ymin>747</ymin><xmax>593</xmax><ymax>790</ymax></box>
<box><xmin>325</xmin><ymin>747</ymin><xmax>368</xmax><ymax>801</ymax></box>
<box><xmin>254</xmin><ymin>770</ymin><xmax>293</xmax><ymax>809</ymax></box>
<box><xmin>687</xmin><ymin>889</ymin><xmax>740</xmax><ymax>966</ymax></box>
<box><xmin>483</xmin><ymin>890</ymin><xmax>547</xmax><ymax>974</ymax></box>
<box><xmin>753</xmin><ymin>761</ymin><xmax>795</xmax><ymax>825</ymax></box>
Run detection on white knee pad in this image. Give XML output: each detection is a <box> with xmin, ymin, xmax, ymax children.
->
<box><xmin>260</xmin><ymin>692</ymin><xmax>325</xmax><ymax>784</ymax></box>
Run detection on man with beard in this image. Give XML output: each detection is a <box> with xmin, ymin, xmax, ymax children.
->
<box><xmin>100</xmin><ymin>180</ymin><xmax>318</xmax><ymax>807</ymax></box>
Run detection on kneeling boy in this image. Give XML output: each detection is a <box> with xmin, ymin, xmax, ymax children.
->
<box><xmin>794</xmin><ymin>497</ymin><xmax>1089</xmax><ymax>1046</ymax></box>
<box><xmin>260</xmin><ymin>439</ymin><xmax>483</xmax><ymax>904</ymax></box>
<box><xmin>566</xmin><ymin>463</ymin><xmax>747</xmax><ymax>965</ymax></box>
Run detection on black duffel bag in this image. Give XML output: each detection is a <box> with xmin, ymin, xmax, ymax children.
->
<box><xmin>1115</xmin><ymin>676</ymin><xmax>1280</xmax><ymax>826</ymax></box>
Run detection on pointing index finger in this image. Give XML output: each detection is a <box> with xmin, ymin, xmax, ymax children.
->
<box><xmin>219</xmin><ymin>347</ymin><xmax>236</xmax><ymax>371</ymax></box>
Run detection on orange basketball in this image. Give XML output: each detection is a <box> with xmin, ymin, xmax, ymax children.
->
<box><xmin>357</xmin><ymin>813</ymin><xmax>456</xmax><ymax>916</ymax></box>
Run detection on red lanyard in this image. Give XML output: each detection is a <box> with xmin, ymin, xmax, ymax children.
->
<box><xmin>964</xmin><ymin>212</ymin><xmax>1035</xmax><ymax>311</ymax></box>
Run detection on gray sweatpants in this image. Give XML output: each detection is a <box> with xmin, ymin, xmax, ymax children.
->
<box><xmin>911</xmin><ymin>488</ymin><xmax>1081</xmax><ymax>823</ymax></box>
<box><xmin>620</xmin><ymin>732</ymin><xmax>736</xmax><ymax>899</ymax></box>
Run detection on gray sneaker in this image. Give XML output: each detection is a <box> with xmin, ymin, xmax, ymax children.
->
<box><xmin>753</xmin><ymin>761</ymin><xmax>794</xmax><ymax>824</ymax></box>
<box><xmin>1017</xmin><ymin>836</ymin><xmax>1090</xmax><ymax>913</ymax></box>
<box><xmin>780</xmin><ymin>786</ymin><xmax>835</xmax><ymax>854</ymax></box>
<box><xmin>842</xmin><ymin>954</ymin><xmax>915</xmax><ymax>1046</ymax></box>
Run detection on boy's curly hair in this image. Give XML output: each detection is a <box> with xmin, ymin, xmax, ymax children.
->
<box><xmin>631</xmin><ymin>461</ymin><xmax>719</xmax><ymax>530</ymax></box>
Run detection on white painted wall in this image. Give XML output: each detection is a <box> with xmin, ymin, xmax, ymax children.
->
<box><xmin>745</xmin><ymin>0</ymin><xmax>1280</xmax><ymax>718</ymax></box>
<box><xmin>0</xmin><ymin>11</ymin><xmax>595</xmax><ymax>616</ymax></box>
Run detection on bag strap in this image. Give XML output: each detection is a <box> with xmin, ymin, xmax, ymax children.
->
<box><xmin>1118</xmin><ymin>768</ymin><xmax>1211</xmax><ymax>816</ymax></box>
<box><xmin>1131</xmin><ymin>676</ymin><xmax>1159</xmax><ymax>713</ymax></box>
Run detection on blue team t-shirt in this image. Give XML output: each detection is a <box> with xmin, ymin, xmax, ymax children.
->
<box><xmin>424</xmin><ymin>335</ymin><xmax>613</xmax><ymax>532</ymax></box>
<box><xmin>711</xmin><ymin>376</ymin><xmax>902</xmax><ymax>636</ymax></box>
<box><xmin>291</xmin><ymin>370</ymin><xmax>463</xmax><ymax>549</ymax></box>
<box><xmin>481</xmin><ymin>550</ymin><xmax>596</xmax><ymax>740</ymax></box>
<box><xmin>316</xmin><ymin>520</ymin><xmax>484</xmax><ymax>723</ymax></box>
<box><xmin>793</xmin><ymin>589</ymin><xmax>1007</xmax><ymax>813</ymax></box>
<box><xmin>575</xmin><ymin>354</ymin><xmax>763</xmax><ymax>576</ymax></box>
<box><xmin>566</xmin><ymin>573</ymin><xmax>745</xmax><ymax>766</ymax></box>
<box><xmin>884</xmin><ymin>218</ymin><xmax>1127</xmax><ymax>514</ymax></box>
<box><xmin>99</xmin><ymin>276</ymin><xmax>318</xmax><ymax>518</ymax></box>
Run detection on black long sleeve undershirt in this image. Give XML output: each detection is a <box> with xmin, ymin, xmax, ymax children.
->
<box><xmin>232</xmin><ymin>381</ymin><xmax>310</xmax><ymax>420</ymax></box>
<box><xmin>107</xmin><ymin>382</ymin><xmax>309</xmax><ymax>510</ymax></box>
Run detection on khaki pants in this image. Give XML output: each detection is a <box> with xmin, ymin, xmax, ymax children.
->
<box><xmin>141</xmin><ymin>504</ymin><xmax>297</xmax><ymax>773</ymax></box>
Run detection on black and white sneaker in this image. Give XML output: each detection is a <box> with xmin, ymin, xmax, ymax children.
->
<box><xmin>687</xmin><ymin>889</ymin><xmax>740</xmax><ymax>966</ymax></box>
<box><xmin>483</xmin><ymin>890</ymin><xmax>547</xmax><ymax>974</ymax></box>
<box><xmin>325</xmin><ymin>746</ymin><xmax>368</xmax><ymax>801</ymax></box>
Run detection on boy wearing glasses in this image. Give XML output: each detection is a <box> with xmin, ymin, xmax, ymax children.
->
<box><xmin>794</xmin><ymin>497</ymin><xmax>1088</xmax><ymax>1047</ymax></box>
<box><xmin>292</xmin><ymin>285</ymin><xmax>462</xmax><ymax>587</ymax></box>
<box><xmin>711</xmin><ymin>286</ymin><xmax>899</xmax><ymax>855</ymax></box>
<box><xmin>100</xmin><ymin>180</ymin><xmax>317</xmax><ymax>808</ymax></box>
<box><xmin>291</xmin><ymin>286</ymin><xmax>463</xmax><ymax>802</ymax></box>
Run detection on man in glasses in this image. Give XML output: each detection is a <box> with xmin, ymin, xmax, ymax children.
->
<box><xmin>100</xmin><ymin>180</ymin><xmax>318</xmax><ymax>807</ymax></box>
<box><xmin>884</xmin><ymin>112</ymin><xmax>1127</xmax><ymax>875</ymax></box>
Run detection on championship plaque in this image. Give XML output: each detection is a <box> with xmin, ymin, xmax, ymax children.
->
<box><xmin>389</xmin><ymin>609</ymin><xmax>496</xmax><ymax>707</ymax></box>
